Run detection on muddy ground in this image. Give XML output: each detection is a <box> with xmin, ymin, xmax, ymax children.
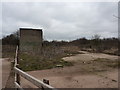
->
<box><xmin>20</xmin><ymin>51</ymin><xmax>119</xmax><ymax>88</ymax></box>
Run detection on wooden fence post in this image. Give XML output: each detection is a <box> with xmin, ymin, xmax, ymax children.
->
<box><xmin>14</xmin><ymin>46</ymin><xmax>20</xmax><ymax>89</ymax></box>
<box><xmin>16</xmin><ymin>65</ymin><xmax>20</xmax><ymax>85</ymax></box>
<box><xmin>43</xmin><ymin>79</ymin><xmax>49</xmax><ymax>85</ymax></box>
<box><xmin>14</xmin><ymin>45</ymin><xmax>57</xmax><ymax>90</ymax></box>
<box><xmin>42</xmin><ymin>79</ymin><xmax>50</xmax><ymax>90</ymax></box>
<box><xmin>17</xmin><ymin>45</ymin><xmax>20</xmax><ymax>85</ymax></box>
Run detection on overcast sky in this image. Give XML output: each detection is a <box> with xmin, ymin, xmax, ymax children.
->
<box><xmin>1</xmin><ymin>2</ymin><xmax>118</xmax><ymax>41</ymax></box>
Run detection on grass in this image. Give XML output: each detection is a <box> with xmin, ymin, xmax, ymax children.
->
<box><xmin>93</xmin><ymin>58</ymin><xmax>119</xmax><ymax>68</ymax></box>
<box><xmin>64</xmin><ymin>50</ymin><xmax>80</xmax><ymax>55</ymax></box>
<box><xmin>106</xmin><ymin>60</ymin><xmax>120</xmax><ymax>68</ymax></box>
<box><xmin>19</xmin><ymin>53</ymin><xmax>73</xmax><ymax>71</ymax></box>
<box><xmin>79</xmin><ymin>58</ymin><xmax>120</xmax><ymax>74</ymax></box>
<box><xmin>2</xmin><ymin>45</ymin><xmax>79</xmax><ymax>71</ymax></box>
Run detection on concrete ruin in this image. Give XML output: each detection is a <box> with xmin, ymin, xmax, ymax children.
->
<box><xmin>19</xmin><ymin>28</ymin><xmax>43</xmax><ymax>54</ymax></box>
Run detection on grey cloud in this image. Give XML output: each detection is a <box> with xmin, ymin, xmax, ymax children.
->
<box><xmin>1</xmin><ymin>2</ymin><xmax>118</xmax><ymax>40</ymax></box>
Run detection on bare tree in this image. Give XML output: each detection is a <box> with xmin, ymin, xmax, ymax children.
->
<box><xmin>91</xmin><ymin>34</ymin><xmax>102</xmax><ymax>52</ymax></box>
<box><xmin>92</xmin><ymin>34</ymin><xmax>101</xmax><ymax>40</ymax></box>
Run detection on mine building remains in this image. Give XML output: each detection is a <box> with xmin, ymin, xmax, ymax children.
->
<box><xmin>19</xmin><ymin>28</ymin><xmax>43</xmax><ymax>54</ymax></box>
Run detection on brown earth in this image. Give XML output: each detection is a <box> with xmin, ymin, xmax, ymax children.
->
<box><xmin>20</xmin><ymin>51</ymin><xmax>119</xmax><ymax>88</ymax></box>
<box><xmin>1</xmin><ymin>58</ymin><xmax>11</xmax><ymax>89</ymax></box>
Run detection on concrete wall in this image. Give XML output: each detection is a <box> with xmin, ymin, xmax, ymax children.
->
<box><xmin>19</xmin><ymin>28</ymin><xmax>43</xmax><ymax>54</ymax></box>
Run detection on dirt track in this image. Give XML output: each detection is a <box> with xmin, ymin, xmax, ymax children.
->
<box><xmin>1</xmin><ymin>58</ymin><xmax>11</xmax><ymax>89</ymax></box>
<box><xmin>21</xmin><ymin>51</ymin><xmax>119</xmax><ymax>88</ymax></box>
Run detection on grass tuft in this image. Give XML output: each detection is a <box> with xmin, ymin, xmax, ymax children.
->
<box><xmin>19</xmin><ymin>53</ymin><xmax>73</xmax><ymax>71</ymax></box>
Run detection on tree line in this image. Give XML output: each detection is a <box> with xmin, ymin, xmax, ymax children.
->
<box><xmin>1</xmin><ymin>32</ymin><xmax>119</xmax><ymax>55</ymax></box>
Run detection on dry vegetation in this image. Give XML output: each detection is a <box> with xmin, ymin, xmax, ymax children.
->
<box><xmin>1</xmin><ymin>32</ymin><xmax>119</xmax><ymax>71</ymax></box>
<box><xmin>18</xmin><ymin>45</ymin><xmax>82</xmax><ymax>71</ymax></box>
<box><xmin>2</xmin><ymin>32</ymin><xmax>119</xmax><ymax>88</ymax></box>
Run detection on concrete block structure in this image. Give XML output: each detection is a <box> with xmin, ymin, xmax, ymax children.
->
<box><xmin>19</xmin><ymin>28</ymin><xmax>43</xmax><ymax>54</ymax></box>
